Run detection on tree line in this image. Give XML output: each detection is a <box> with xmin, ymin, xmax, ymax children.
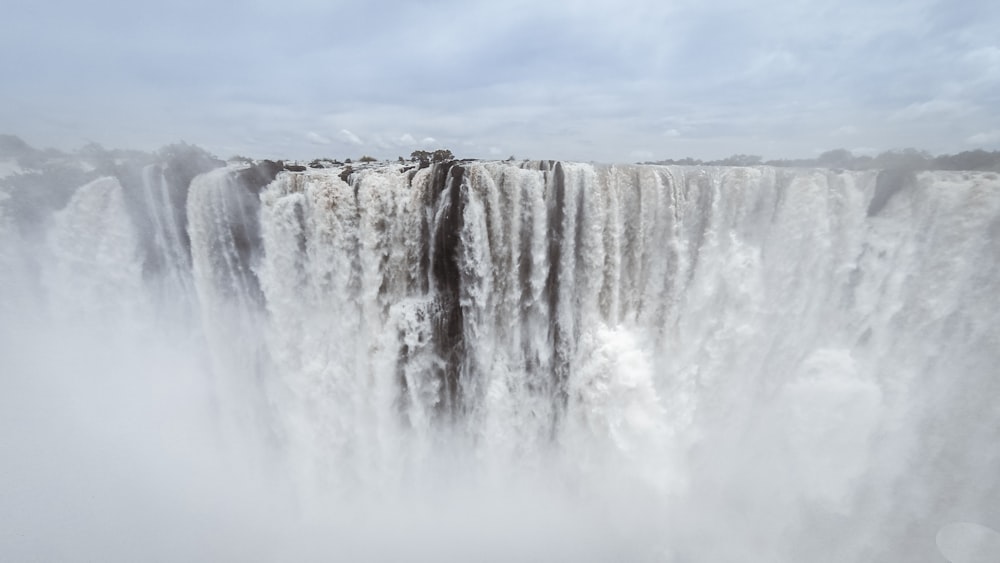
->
<box><xmin>642</xmin><ymin>148</ymin><xmax>1000</xmax><ymax>172</ymax></box>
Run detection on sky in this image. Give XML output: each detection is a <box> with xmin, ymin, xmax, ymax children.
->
<box><xmin>1</xmin><ymin>0</ymin><xmax>998</xmax><ymax>162</ymax></box>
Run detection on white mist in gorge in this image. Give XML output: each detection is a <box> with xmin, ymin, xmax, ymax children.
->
<box><xmin>2</xmin><ymin>153</ymin><xmax>1000</xmax><ymax>562</ymax></box>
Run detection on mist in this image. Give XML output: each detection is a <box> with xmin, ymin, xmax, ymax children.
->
<box><xmin>2</xmin><ymin>144</ymin><xmax>999</xmax><ymax>561</ymax></box>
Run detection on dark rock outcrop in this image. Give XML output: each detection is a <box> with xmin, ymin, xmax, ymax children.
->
<box><xmin>868</xmin><ymin>169</ymin><xmax>916</xmax><ymax>217</ymax></box>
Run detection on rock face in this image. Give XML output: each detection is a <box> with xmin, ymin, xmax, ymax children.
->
<box><xmin>426</xmin><ymin>162</ymin><xmax>466</xmax><ymax>410</ymax></box>
<box><xmin>338</xmin><ymin>165</ymin><xmax>353</xmax><ymax>182</ymax></box>
<box><xmin>235</xmin><ymin>160</ymin><xmax>282</xmax><ymax>194</ymax></box>
<box><xmin>867</xmin><ymin>168</ymin><xmax>916</xmax><ymax>216</ymax></box>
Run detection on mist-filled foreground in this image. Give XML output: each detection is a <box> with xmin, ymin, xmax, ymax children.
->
<box><xmin>2</xmin><ymin>154</ymin><xmax>999</xmax><ymax>562</ymax></box>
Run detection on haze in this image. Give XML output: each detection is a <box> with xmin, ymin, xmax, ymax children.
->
<box><xmin>1</xmin><ymin>0</ymin><xmax>998</xmax><ymax>162</ymax></box>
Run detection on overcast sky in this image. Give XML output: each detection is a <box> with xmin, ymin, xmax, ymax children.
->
<box><xmin>2</xmin><ymin>0</ymin><xmax>998</xmax><ymax>162</ymax></box>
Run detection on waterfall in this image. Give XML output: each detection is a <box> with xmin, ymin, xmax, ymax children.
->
<box><xmin>42</xmin><ymin>176</ymin><xmax>148</xmax><ymax>324</ymax></box>
<box><xmin>2</xmin><ymin>158</ymin><xmax>999</xmax><ymax>562</ymax></box>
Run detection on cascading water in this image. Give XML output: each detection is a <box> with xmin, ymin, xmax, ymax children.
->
<box><xmin>2</xmin><ymin>156</ymin><xmax>998</xmax><ymax>562</ymax></box>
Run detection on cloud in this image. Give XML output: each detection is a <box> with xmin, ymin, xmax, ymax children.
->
<box><xmin>965</xmin><ymin>130</ymin><xmax>1000</xmax><ymax>145</ymax></box>
<box><xmin>1</xmin><ymin>0</ymin><xmax>998</xmax><ymax>161</ymax></box>
<box><xmin>339</xmin><ymin>129</ymin><xmax>363</xmax><ymax>146</ymax></box>
<box><xmin>890</xmin><ymin>100</ymin><xmax>975</xmax><ymax>122</ymax></box>
<box><xmin>833</xmin><ymin>125</ymin><xmax>859</xmax><ymax>136</ymax></box>
<box><xmin>962</xmin><ymin>46</ymin><xmax>1000</xmax><ymax>68</ymax></box>
<box><xmin>744</xmin><ymin>49</ymin><xmax>803</xmax><ymax>80</ymax></box>
<box><xmin>306</xmin><ymin>131</ymin><xmax>331</xmax><ymax>145</ymax></box>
